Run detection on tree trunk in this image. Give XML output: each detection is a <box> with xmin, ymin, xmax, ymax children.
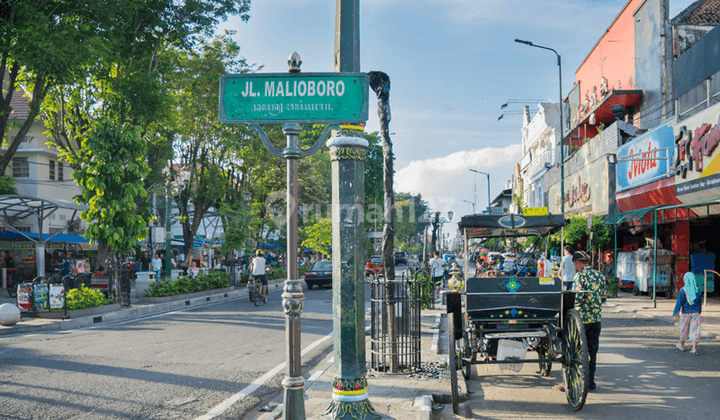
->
<box><xmin>370</xmin><ymin>71</ymin><xmax>399</xmax><ymax>372</ymax></box>
<box><xmin>431</xmin><ymin>212</ymin><xmax>440</xmax><ymax>254</ymax></box>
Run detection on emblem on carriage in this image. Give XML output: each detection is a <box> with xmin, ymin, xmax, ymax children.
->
<box><xmin>498</xmin><ymin>215</ymin><xmax>526</xmax><ymax>228</ymax></box>
<box><xmin>499</xmin><ymin>278</ymin><xmax>526</xmax><ymax>293</ymax></box>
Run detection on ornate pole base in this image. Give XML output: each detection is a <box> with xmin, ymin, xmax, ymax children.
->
<box><xmin>324</xmin><ymin>378</ymin><xmax>379</xmax><ymax>420</ymax></box>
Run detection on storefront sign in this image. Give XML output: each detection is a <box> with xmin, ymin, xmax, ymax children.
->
<box><xmin>548</xmin><ymin>159</ymin><xmax>610</xmax><ymax>216</ymax></box>
<box><xmin>674</xmin><ymin>105</ymin><xmax>720</xmax><ymax>203</ymax></box>
<box><xmin>616</xmin><ymin>118</ymin><xmax>675</xmax><ymax>192</ymax></box>
<box><xmin>556</xmin><ymin>175</ymin><xmax>591</xmax><ymax>210</ymax></box>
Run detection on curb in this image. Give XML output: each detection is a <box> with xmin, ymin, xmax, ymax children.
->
<box><xmin>413</xmin><ymin>395</ymin><xmax>433</xmax><ymax>420</ymax></box>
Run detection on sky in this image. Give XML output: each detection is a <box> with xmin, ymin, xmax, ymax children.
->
<box><xmin>219</xmin><ymin>0</ymin><xmax>695</xmax><ymax>236</ymax></box>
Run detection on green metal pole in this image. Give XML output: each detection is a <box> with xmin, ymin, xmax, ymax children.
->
<box><xmin>653</xmin><ymin>209</ymin><xmax>658</xmax><ymax>308</ymax></box>
<box><xmin>326</xmin><ymin>132</ymin><xmax>379</xmax><ymax>420</ymax></box>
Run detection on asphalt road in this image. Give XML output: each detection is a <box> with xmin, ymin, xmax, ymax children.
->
<box><xmin>439</xmin><ymin>299</ymin><xmax>720</xmax><ymax>419</ymax></box>
<box><xmin>0</xmin><ymin>284</ymin><xmax>339</xmax><ymax>420</ymax></box>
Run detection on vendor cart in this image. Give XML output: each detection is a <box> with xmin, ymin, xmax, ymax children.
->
<box><xmin>446</xmin><ymin>213</ymin><xmax>590</xmax><ymax>413</ymax></box>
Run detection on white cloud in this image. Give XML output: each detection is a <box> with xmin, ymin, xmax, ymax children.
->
<box><xmin>395</xmin><ymin>144</ymin><xmax>521</xmax><ymax>216</ymax></box>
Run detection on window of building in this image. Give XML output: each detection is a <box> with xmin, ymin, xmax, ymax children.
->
<box><xmin>14</xmin><ymin>226</ymin><xmax>31</xmax><ymax>233</ymax></box>
<box><xmin>58</xmin><ymin>162</ymin><xmax>64</xmax><ymax>181</ymax></box>
<box><xmin>12</xmin><ymin>157</ymin><xmax>29</xmax><ymax>178</ymax></box>
<box><xmin>49</xmin><ymin>160</ymin><xmax>55</xmax><ymax>180</ymax></box>
<box><xmin>49</xmin><ymin>227</ymin><xmax>64</xmax><ymax>234</ymax></box>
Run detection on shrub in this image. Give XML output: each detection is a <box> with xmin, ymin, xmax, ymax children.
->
<box><xmin>65</xmin><ymin>285</ymin><xmax>115</xmax><ymax>310</ymax></box>
<box><xmin>144</xmin><ymin>272</ymin><xmax>231</xmax><ymax>298</ymax></box>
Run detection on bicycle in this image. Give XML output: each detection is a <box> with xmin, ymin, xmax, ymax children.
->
<box><xmin>248</xmin><ymin>276</ymin><xmax>257</xmax><ymax>303</ymax></box>
<box><xmin>249</xmin><ymin>276</ymin><xmax>267</xmax><ymax>306</ymax></box>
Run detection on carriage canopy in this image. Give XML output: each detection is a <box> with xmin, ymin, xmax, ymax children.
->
<box><xmin>458</xmin><ymin>214</ymin><xmax>567</xmax><ymax>239</ymax></box>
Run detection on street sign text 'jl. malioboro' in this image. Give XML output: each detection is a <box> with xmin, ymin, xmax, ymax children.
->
<box><xmin>219</xmin><ymin>72</ymin><xmax>369</xmax><ymax>124</ymax></box>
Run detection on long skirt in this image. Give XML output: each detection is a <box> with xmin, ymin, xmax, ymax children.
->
<box><xmin>680</xmin><ymin>312</ymin><xmax>701</xmax><ymax>342</ymax></box>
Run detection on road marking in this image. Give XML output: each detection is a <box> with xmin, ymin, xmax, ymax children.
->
<box><xmin>195</xmin><ymin>332</ymin><xmax>333</xmax><ymax>420</ymax></box>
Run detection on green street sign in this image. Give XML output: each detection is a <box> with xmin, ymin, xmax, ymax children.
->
<box><xmin>219</xmin><ymin>72</ymin><xmax>369</xmax><ymax>124</ymax></box>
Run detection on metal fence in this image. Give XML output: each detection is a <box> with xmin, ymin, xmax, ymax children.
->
<box><xmin>368</xmin><ymin>266</ymin><xmax>424</xmax><ymax>373</ymax></box>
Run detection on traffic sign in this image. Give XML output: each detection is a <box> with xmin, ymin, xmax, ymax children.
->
<box><xmin>219</xmin><ymin>72</ymin><xmax>369</xmax><ymax>124</ymax></box>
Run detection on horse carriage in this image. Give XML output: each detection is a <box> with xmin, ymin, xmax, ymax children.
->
<box><xmin>445</xmin><ymin>213</ymin><xmax>589</xmax><ymax>413</ymax></box>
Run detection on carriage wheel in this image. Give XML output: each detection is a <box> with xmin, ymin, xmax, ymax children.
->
<box><xmin>462</xmin><ymin>324</ymin><xmax>476</xmax><ymax>380</ymax></box>
<box><xmin>448</xmin><ymin>312</ymin><xmax>460</xmax><ymax>414</ymax></box>
<box><xmin>563</xmin><ymin>309</ymin><xmax>589</xmax><ymax>411</ymax></box>
<box><xmin>537</xmin><ymin>336</ymin><xmax>552</xmax><ymax>376</ymax></box>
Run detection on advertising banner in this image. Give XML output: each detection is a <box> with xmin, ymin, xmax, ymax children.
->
<box><xmin>674</xmin><ymin>104</ymin><xmax>720</xmax><ymax>204</ymax></box>
<box><xmin>616</xmin><ymin>117</ymin><xmax>675</xmax><ymax>193</ymax></box>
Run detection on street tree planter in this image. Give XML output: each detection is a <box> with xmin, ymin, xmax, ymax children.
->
<box><xmin>39</xmin><ymin>303</ymin><xmax>122</xmax><ymax>319</ymax></box>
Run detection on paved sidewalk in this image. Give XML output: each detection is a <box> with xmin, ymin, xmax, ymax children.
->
<box><xmin>604</xmin><ymin>290</ymin><xmax>720</xmax><ymax>339</ymax></box>
<box><xmin>255</xmin><ymin>301</ymin><xmax>463</xmax><ymax>420</ymax></box>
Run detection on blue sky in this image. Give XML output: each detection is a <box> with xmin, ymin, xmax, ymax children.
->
<box><xmin>220</xmin><ymin>0</ymin><xmax>694</xmax><ymax>235</ymax></box>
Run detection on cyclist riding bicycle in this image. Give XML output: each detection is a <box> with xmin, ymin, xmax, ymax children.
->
<box><xmin>250</xmin><ymin>249</ymin><xmax>273</xmax><ymax>300</ymax></box>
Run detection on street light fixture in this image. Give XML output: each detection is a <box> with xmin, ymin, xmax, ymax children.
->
<box><xmin>461</xmin><ymin>199</ymin><xmax>475</xmax><ymax>214</ymax></box>
<box><xmin>469</xmin><ymin>169</ymin><xmax>491</xmax><ymax>214</ymax></box>
<box><xmin>515</xmin><ymin>38</ymin><xmax>565</xmax><ymax>214</ymax></box>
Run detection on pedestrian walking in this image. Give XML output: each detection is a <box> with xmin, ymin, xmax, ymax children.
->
<box><xmin>673</xmin><ymin>272</ymin><xmax>703</xmax><ymax>355</ymax></box>
<box><xmin>572</xmin><ymin>250</ymin><xmax>606</xmax><ymax>391</ymax></box>
<box><xmin>429</xmin><ymin>251</ymin><xmax>445</xmax><ymax>297</ymax></box>
<box><xmin>560</xmin><ymin>245</ymin><xmax>576</xmax><ymax>286</ymax></box>
<box><xmin>4</xmin><ymin>250</ymin><xmax>15</xmax><ymax>269</ymax></box>
<box><xmin>140</xmin><ymin>251</ymin><xmax>151</xmax><ymax>272</ymax></box>
<box><xmin>555</xmin><ymin>250</ymin><xmax>606</xmax><ymax>394</ymax></box>
<box><xmin>152</xmin><ymin>253</ymin><xmax>162</xmax><ymax>280</ymax></box>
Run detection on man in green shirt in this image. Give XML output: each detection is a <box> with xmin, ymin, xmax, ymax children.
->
<box><xmin>572</xmin><ymin>250</ymin><xmax>607</xmax><ymax>391</ymax></box>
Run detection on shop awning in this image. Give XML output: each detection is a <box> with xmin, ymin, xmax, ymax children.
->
<box><xmin>603</xmin><ymin>198</ymin><xmax>720</xmax><ymax>227</ymax></box>
<box><xmin>564</xmin><ymin>90</ymin><xmax>643</xmax><ymax>145</ymax></box>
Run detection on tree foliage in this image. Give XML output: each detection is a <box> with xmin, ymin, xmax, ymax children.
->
<box><xmin>301</xmin><ymin>218</ymin><xmax>332</xmax><ymax>259</ymax></box>
<box><xmin>69</xmin><ymin>120</ymin><xmax>151</xmax><ymax>255</ymax></box>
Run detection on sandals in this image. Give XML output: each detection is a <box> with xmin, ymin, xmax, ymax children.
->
<box><xmin>553</xmin><ymin>384</ymin><xmax>566</xmax><ymax>392</ymax></box>
<box><xmin>675</xmin><ymin>344</ymin><xmax>687</xmax><ymax>352</ymax></box>
<box><xmin>690</xmin><ymin>351</ymin><xmax>699</xmax><ymax>356</ymax></box>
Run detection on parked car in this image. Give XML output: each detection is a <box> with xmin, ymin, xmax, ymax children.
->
<box><xmin>394</xmin><ymin>252</ymin><xmax>408</xmax><ymax>265</ymax></box>
<box><xmin>365</xmin><ymin>255</ymin><xmax>384</xmax><ymax>277</ymax></box>
<box><xmin>304</xmin><ymin>260</ymin><xmax>333</xmax><ymax>289</ymax></box>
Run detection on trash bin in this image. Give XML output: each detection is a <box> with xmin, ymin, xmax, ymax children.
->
<box><xmin>16</xmin><ymin>283</ymin><xmax>33</xmax><ymax>310</ymax></box>
<box><xmin>33</xmin><ymin>280</ymin><xmax>49</xmax><ymax>311</ymax></box>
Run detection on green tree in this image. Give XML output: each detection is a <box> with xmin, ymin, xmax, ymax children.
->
<box><xmin>556</xmin><ymin>215</ymin><xmax>612</xmax><ymax>252</ymax></box>
<box><xmin>69</xmin><ymin>120</ymin><xmax>151</xmax><ymax>255</ymax></box>
<box><xmin>0</xmin><ymin>0</ymin><xmax>106</xmax><ymax>174</ymax></box>
<box><xmin>301</xmin><ymin>218</ymin><xmax>332</xmax><ymax>259</ymax></box>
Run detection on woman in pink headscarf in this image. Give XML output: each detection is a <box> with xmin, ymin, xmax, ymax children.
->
<box><xmin>673</xmin><ymin>272</ymin><xmax>703</xmax><ymax>355</ymax></box>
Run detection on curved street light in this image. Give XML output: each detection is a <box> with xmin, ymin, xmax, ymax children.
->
<box><xmin>470</xmin><ymin>169</ymin><xmax>491</xmax><ymax>214</ymax></box>
<box><xmin>515</xmin><ymin>38</ymin><xmax>565</xmax><ymax>214</ymax></box>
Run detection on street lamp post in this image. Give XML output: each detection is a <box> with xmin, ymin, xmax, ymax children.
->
<box><xmin>469</xmin><ymin>169</ymin><xmax>491</xmax><ymax>214</ymax></box>
<box><xmin>245</xmin><ymin>54</ymin><xmax>340</xmax><ymax>420</ymax></box>
<box><xmin>514</xmin><ymin>39</ymin><xmax>565</xmax><ymax>214</ymax></box>
<box><xmin>164</xmin><ymin>167</ymin><xmax>190</xmax><ymax>279</ymax></box>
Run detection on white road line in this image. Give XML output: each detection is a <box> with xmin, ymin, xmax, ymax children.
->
<box><xmin>195</xmin><ymin>332</ymin><xmax>333</xmax><ymax>420</ymax></box>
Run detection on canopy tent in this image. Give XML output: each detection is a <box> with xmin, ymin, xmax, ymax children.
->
<box><xmin>0</xmin><ymin>231</ymin><xmax>89</xmax><ymax>243</ymax></box>
<box><xmin>0</xmin><ymin>195</ymin><xmax>88</xmax><ymax>277</ymax></box>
